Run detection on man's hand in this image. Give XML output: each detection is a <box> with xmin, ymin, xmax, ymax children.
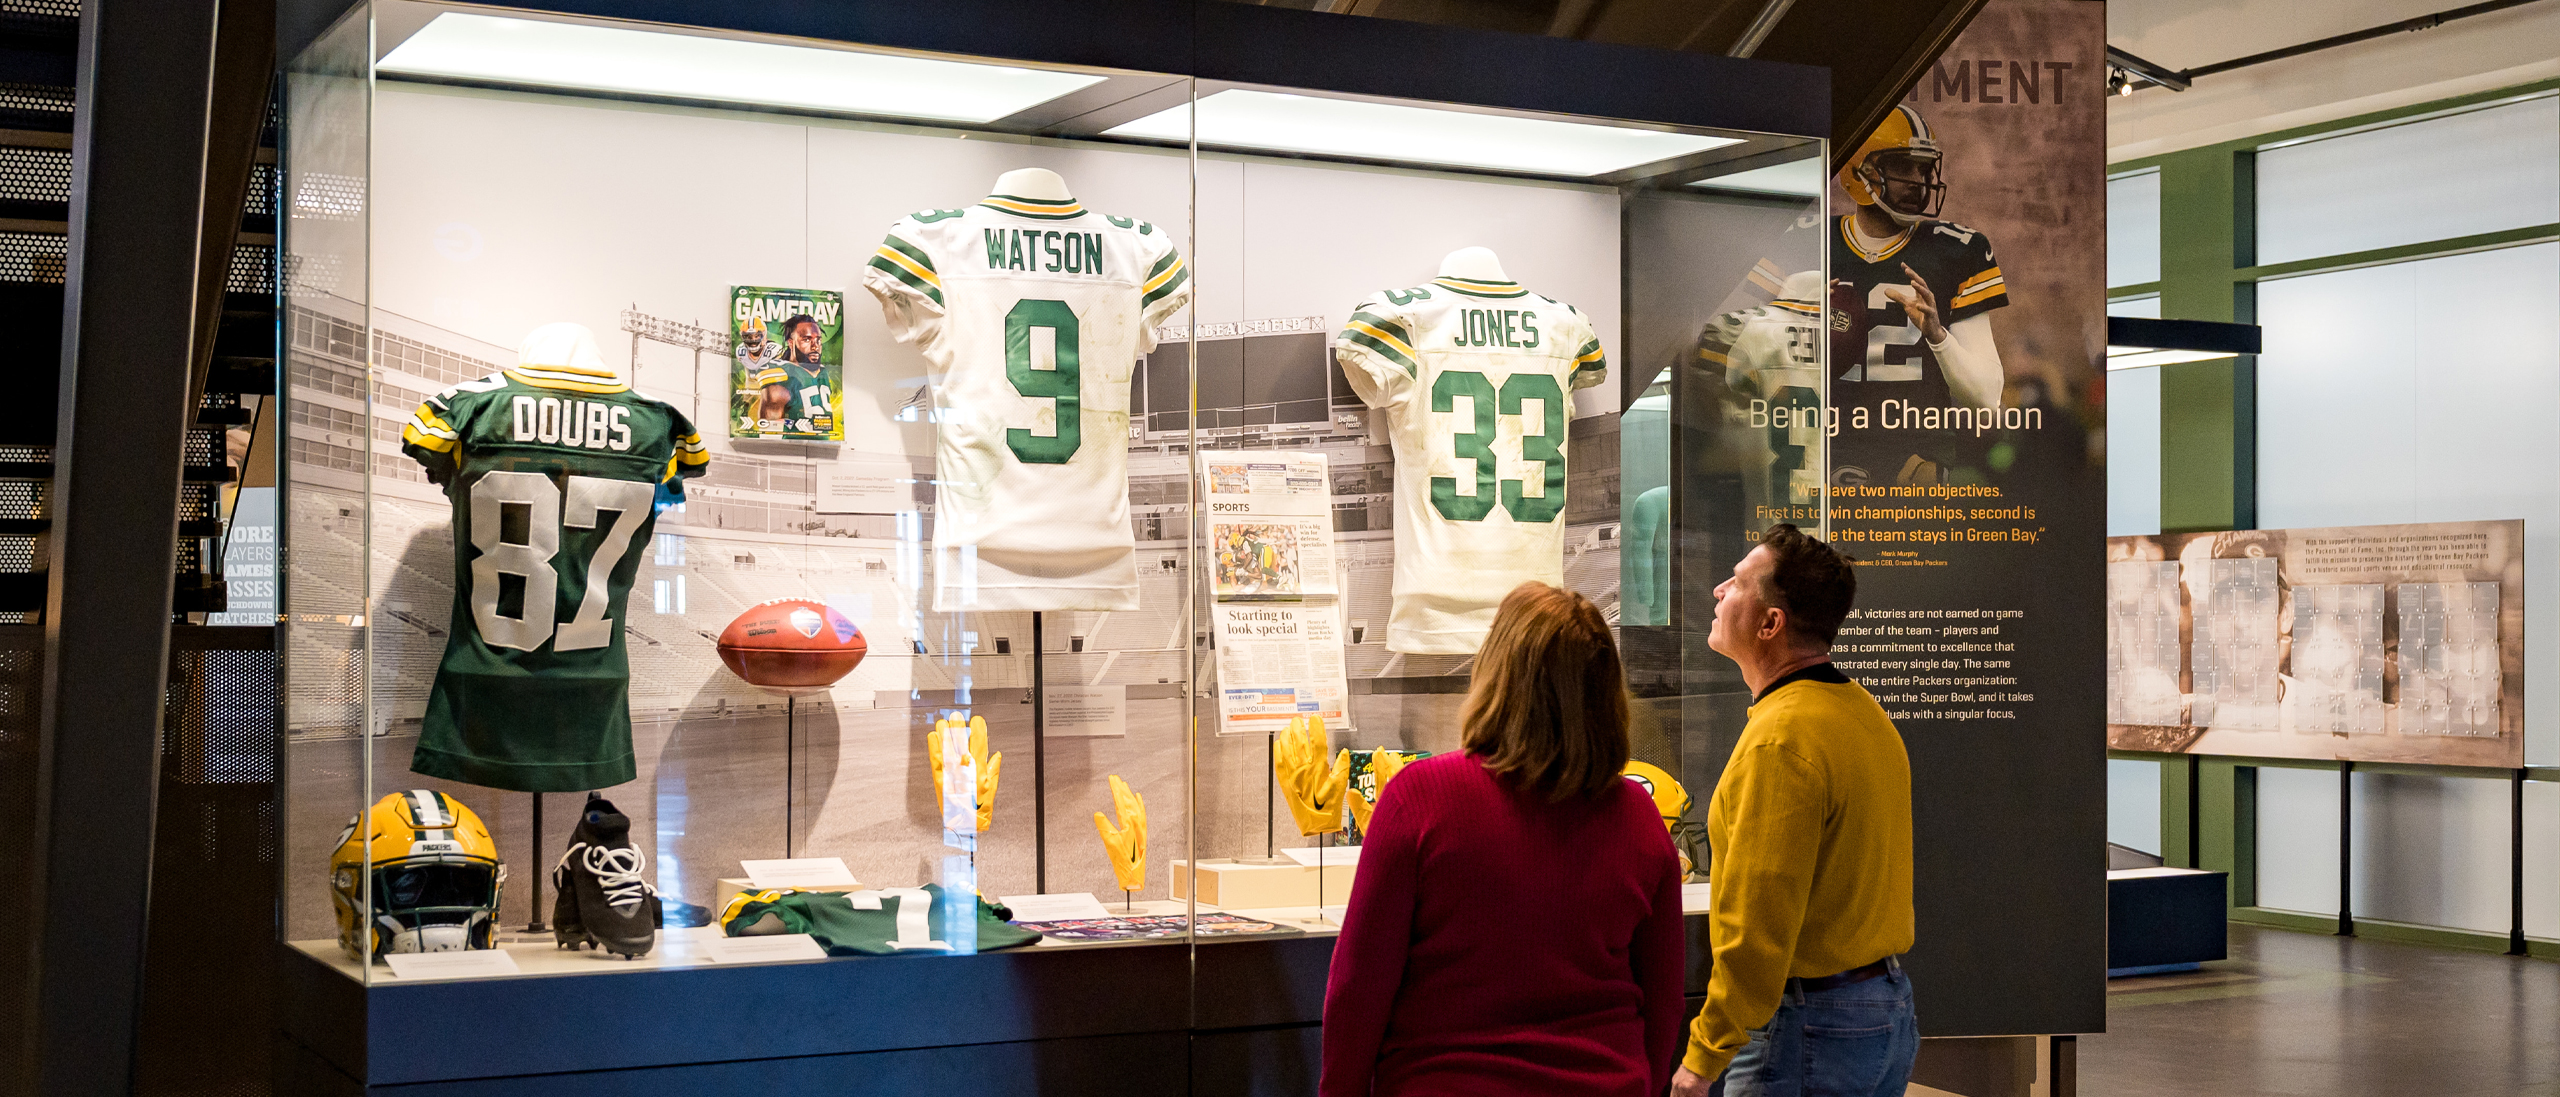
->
<box><xmin>1883</xmin><ymin>262</ymin><xmax>1949</xmax><ymax>343</ymax></box>
<box><xmin>1670</xmin><ymin>1065</ymin><xmax>1713</xmax><ymax>1096</ymax></box>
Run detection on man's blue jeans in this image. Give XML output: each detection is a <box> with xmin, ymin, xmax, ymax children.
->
<box><xmin>1721</xmin><ymin>959</ymin><xmax>1919</xmax><ymax>1097</ymax></box>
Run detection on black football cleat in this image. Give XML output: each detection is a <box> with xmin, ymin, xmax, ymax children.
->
<box><xmin>552</xmin><ymin>793</ymin><xmax>661</xmax><ymax>959</ymax></box>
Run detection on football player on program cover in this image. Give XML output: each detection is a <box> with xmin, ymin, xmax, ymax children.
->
<box><xmin>776</xmin><ymin>313</ymin><xmax>836</xmax><ymax>434</ymax></box>
<box><xmin>735</xmin><ymin>314</ymin><xmax>783</xmax><ymax>373</ymax></box>
<box><xmin>1829</xmin><ymin>103</ymin><xmax>2010</xmax><ymax>487</ymax></box>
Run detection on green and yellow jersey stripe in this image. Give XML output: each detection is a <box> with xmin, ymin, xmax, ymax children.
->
<box><xmin>867</xmin><ymin>235</ymin><xmax>943</xmax><ymax>307</ymax></box>
<box><xmin>1430</xmin><ymin>275</ymin><xmax>1530</xmax><ymax>299</ymax></box>
<box><xmin>1951</xmin><ymin>266</ymin><xmax>2006</xmax><ymax>309</ymax></box>
<box><xmin>1339</xmin><ymin>310</ymin><xmax>1421</xmax><ymax>376</ymax></box>
<box><xmin>979</xmin><ymin>194</ymin><xmax>1087</xmax><ymax>220</ymax></box>
<box><xmin>1572</xmin><ymin>337</ymin><xmax>1607</xmax><ymax>378</ymax></box>
<box><xmin>506</xmin><ymin>364</ymin><xmax>630</xmax><ymax>395</ymax></box>
<box><xmin>1140</xmin><ymin>250</ymin><xmax>1190</xmax><ymax>308</ymax></box>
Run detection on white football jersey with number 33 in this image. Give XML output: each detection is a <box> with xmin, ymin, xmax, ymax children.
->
<box><xmin>1336</xmin><ymin>275</ymin><xmax>1607</xmax><ymax>654</ymax></box>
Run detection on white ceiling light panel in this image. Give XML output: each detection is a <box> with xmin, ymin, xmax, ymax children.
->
<box><xmin>1105</xmin><ymin>89</ymin><xmax>1737</xmax><ymax>177</ymax></box>
<box><xmin>378</xmin><ymin>13</ymin><xmax>1105</xmax><ymax>125</ymax></box>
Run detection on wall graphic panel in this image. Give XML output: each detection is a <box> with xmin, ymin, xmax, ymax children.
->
<box><xmin>2107</xmin><ymin>520</ymin><xmax>2526</xmax><ymax>767</ymax></box>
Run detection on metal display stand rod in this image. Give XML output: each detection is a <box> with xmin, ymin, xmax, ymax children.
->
<box><xmin>786</xmin><ymin>695</ymin><xmax>797</xmax><ymax>859</ymax></box>
<box><xmin>1033</xmin><ymin>611</ymin><xmax>1048</xmax><ymax>892</ymax></box>
<box><xmin>2337</xmin><ymin>761</ymin><xmax>2353</xmax><ymax>936</ymax></box>
<box><xmin>1267</xmin><ymin>730</ymin><xmax>1277</xmax><ymax>859</ymax></box>
<box><xmin>2510</xmin><ymin>767</ymin><xmax>2527</xmax><ymax>956</ymax></box>
<box><xmin>525</xmin><ymin>792</ymin><xmax>546</xmax><ymax>932</ymax></box>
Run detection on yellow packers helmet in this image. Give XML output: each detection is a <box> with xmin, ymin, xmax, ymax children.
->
<box><xmin>739</xmin><ymin>313</ymin><xmax>770</xmax><ymax>348</ymax></box>
<box><xmin>1840</xmin><ymin>104</ymin><xmax>1946</xmax><ymax>226</ymax></box>
<box><xmin>1621</xmin><ymin>760</ymin><xmax>1692</xmax><ymax>832</ymax></box>
<box><xmin>330</xmin><ymin>790</ymin><xmax>506</xmax><ymax>961</ymax></box>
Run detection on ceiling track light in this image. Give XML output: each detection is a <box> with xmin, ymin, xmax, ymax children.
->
<box><xmin>2103</xmin><ymin>46</ymin><xmax>2190</xmax><ymax>93</ymax></box>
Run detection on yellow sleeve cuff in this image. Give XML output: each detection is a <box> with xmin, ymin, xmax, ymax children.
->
<box><xmin>1682</xmin><ymin>1038</ymin><xmax>1734</xmax><ymax>1080</ymax></box>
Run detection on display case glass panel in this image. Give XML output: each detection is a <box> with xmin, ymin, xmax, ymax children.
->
<box><xmin>283</xmin><ymin>4</ymin><xmax>1204</xmax><ymax>986</ymax></box>
<box><xmin>280</xmin><ymin>0</ymin><xmax>1824</xmax><ymax>1015</ymax></box>
<box><xmin>1172</xmin><ymin>98</ymin><xmax>1826</xmax><ymax>925</ymax></box>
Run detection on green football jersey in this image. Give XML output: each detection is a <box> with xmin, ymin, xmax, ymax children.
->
<box><xmin>399</xmin><ymin>360</ymin><xmax>709</xmax><ymax>791</ymax></box>
<box><xmin>720</xmin><ymin>885</ymin><xmax>1041</xmax><ymax>955</ymax></box>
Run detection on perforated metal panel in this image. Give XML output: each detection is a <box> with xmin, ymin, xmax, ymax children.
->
<box><xmin>138</xmin><ymin>629</ymin><xmax>279</xmax><ymax>1097</ymax></box>
<box><xmin>0</xmin><ymin>479</ymin><xmax>44</xmax><ymax>522</ymax></box>
<box><xmin>225</xmin><ymin>242</ymin><xmax>273</xmax><ymax>295</ymax></box>
<box><xmin>0</xmin><ymin>230</ymin><xmax>66</xmax><ymax>283</ymax></box>
<box><xmin>0</xmin><ymin>0</ymin><xmax>77</xmax><ymax>19</ymax></box>
<box><xmin>244</xmin><ymin>163</ymin><xmax>276</xmax><ymax>217</ymax></box>
<box><xmin>0</xmin><ymin>82</ymin><xmax>71</xmax><ymax>123</ymax></box>
<box><xmin>0</xmin><ymin>146</ymin><xmax>68</xmax><ymax>204</ymax></box>
<box><xmin>165</xmin><ymin>643</ymin><xmax>278</xmax><ymax>784</ymax></box>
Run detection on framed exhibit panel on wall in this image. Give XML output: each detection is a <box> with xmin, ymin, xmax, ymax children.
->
<box><xmin>276</xmin><ymin>1</ymin><xmax>1844</xmax><ymax>1091</ymax></box>
<box><xmin>2108</xmin><ymin>520</ymin><xmax>2526</xmax><ymax>767</ymax></box>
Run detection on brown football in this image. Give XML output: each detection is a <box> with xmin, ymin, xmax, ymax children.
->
<box><xmin>716</xmin><ymin>598</ymin><xmax>866</xmax><ymax>695</ymax></box>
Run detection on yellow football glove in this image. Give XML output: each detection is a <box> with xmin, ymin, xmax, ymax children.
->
<box><xmin>927</xmin><ymin>714</ymin><xmax>1002</xmax><ymax>833</ymax></box>
<box><xmin>1092</xmin><ymin>775</ymin><xmax>1148</xmax><ymax>894</ymax></box>
<box><xmin>1347</xmin><ymin>748</ymin><xmax>1414</xmax><ymax>832</ymax></box>
<box><xmin>1272</xmin><ymin>715</ymin><xmax>1347</xmax><ymax>837</ymax></box>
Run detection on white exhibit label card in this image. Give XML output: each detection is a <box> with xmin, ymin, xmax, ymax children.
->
<box><xmin>383</xmin><ymin>948</ymin><xmax>522</xmax><ymax>981</ymax></box>
<box><xmin>741</xmin><ymin>857</ymin><xmax>858</xmax><ymax>889</ymax></box>
<box><xmin>1201</xmin><ymin>450</ymin><xmax>1339</xmax><ymax>598</ymax></box>
<box><xmin>702</xmin><ymin>933</ymin><xmax>828</xmax><ymax>964</ymax></box>
<box><xmin>815</xmin><ymin>452</ymin><xmax>914</xmax><ymax>514</ymax></box>
<box><xmin>998</xmin><ymin>892</ymin><xmax>1114</xmax><ymax>922</ymax></box>
<box><xmin>1213</xmin><ymin>603</ymin><xmax>1352</xmax><ymax>735</ymax></box>
<box><xmin>1280</xmin><ymin>845</ymin><xmax>1360</xmax><ymax>868</ymax></box>
<box><xmin>1044</xmin><ymin>685</ymin><xmax>1127</xmax><ymax>738</ymax></box>
<box><xmin>1681</xmin><ymin>882</ymin><xmax>1714</xmax><ymax>913</ymax></box>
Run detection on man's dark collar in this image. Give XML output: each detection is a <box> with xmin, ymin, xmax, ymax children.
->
<box><xmin>1754</xmin><ymin>660</ymin><xmax>1850</xmax><ymax>704</ymax></box>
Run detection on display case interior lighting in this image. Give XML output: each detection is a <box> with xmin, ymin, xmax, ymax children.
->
<box><xmin>1688</xmin><ymin>157</ymin><xmax>1824</xmax><ymax>196</ymax></box>
<box><xmin>377</xmin><ymin>14</ymin><xmax>1107</xmax><ymax>125</ymax></box>
<box><xmin>2103</xmin><ymin>316</ymin><xmax>2263</xmax><ymax>371</ymax></box>
<box><xmin>1104</xmin><ymin>89</ymin><xmax>1738</xmax><ymax>177</ymax></box>
<box><xmin>2104</xmin><ymin>347</ymin><xmax>2236</xmax><ymax>370</ymax></box>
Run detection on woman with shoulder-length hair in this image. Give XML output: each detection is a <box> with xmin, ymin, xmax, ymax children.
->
<box><xmin>1320</xmin><ymin>582</ymin><xmax>1688</xmax><ymax>1097</ymax></box>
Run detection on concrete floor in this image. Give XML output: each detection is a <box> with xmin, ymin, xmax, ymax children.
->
<box><xmin>2082</xmin><ymin>924</ymin><xmax>2560</xmax><ymax>1097</ymax></box>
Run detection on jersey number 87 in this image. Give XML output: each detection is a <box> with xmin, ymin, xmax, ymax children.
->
<box><xmin>469</xmin><ymin>471</ymin><xmax>653</xmax><ymax>652</ymax></box>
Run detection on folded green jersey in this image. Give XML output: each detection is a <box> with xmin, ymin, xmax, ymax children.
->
<box><xmin>719</xmin><ymin>883</ymin><xmax>1041</xmax><ymax>955</ymax></box>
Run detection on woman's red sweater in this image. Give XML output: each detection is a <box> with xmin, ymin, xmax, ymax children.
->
<box><xmin>1320</xmin><ymin>753</ymin><xmax>1688</xmax><ymax>1097</ymax></box>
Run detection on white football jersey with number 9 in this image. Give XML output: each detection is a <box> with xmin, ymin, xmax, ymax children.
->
<box><xmin>864</xmin><ymin>194</ymin><xmax>1192</xmax><ymax>611</ymax></box>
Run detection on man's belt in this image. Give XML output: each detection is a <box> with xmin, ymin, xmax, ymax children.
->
<box><xmin>1789</xmin><ymin>956</ymin><xmax>1895</xmax><ymax>994</ymax></box>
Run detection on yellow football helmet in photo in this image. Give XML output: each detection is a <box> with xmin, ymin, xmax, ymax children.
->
<box><xmin>330</xmin><ymin>789</ymin><xmax>506</xmax><ymax>961</ymax></box>
<box><xmin>1839</xmin><ymin>103</ymin><xmax>1947</xmax><ymax>225</ymax></box>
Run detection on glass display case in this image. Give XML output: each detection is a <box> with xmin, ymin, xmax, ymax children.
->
<box><xmin>276</xmin><ymin>1</ymin><xmax>1823</xmax><ymax>1087</ymax></box>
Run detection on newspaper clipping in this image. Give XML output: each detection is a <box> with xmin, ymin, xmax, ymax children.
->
<box><xmin>1204</xmin><ymin>451</ymin><xmax>1350</xmax><ymax>734</ymax></box>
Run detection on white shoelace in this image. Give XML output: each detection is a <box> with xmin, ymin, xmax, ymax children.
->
<box><xmin>557</xmin><ymin>841</ymin><xmax>655</xmax><ymax>912</ymax></box>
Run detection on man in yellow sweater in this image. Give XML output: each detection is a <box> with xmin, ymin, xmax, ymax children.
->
<box><xmin>1672</xmin><ymin>524</ymin><xmax>1916</xmax><ymax>1097</ymax></box>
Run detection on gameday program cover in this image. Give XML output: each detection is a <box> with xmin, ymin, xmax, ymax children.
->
<box><xmin>730</xmin><ymin>285</ymin><xmax>845</xmax><ymax>441</ymax></box>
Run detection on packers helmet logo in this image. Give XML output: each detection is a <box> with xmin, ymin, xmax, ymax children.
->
<box><xmin>1622</xmin><ymin>761</ymin><xmax>1691</xmax><ymax>831</ymax></box>
<box><xmin>1841</xmin><ymin>104</ymin><xmax>1947</xmax><ymax>226</ymax></box>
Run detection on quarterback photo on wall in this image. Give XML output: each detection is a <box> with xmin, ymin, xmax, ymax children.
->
<box><xmin>730</xmin><ymin>286</ymin><xmax>845</xmax><ymax>442</ymax></box>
